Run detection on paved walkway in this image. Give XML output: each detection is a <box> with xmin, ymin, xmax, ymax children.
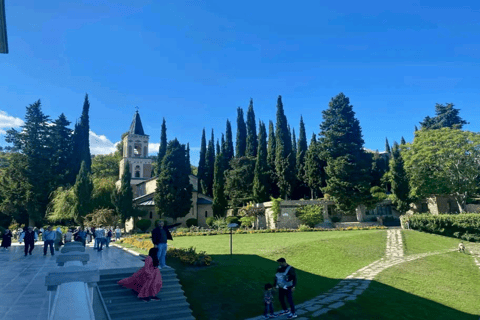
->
<box><xmin>0</xmin><ymin>242</ymin><xmax>143</xmax><ymax>320</ymax></box>
<box><xmin>246</xmin><ymin>229</ymin><xmax>457</xmax><ymax>320</ymax></box>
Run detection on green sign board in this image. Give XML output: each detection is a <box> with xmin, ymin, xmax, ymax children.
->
<box><xmin>0</xmin><ymin>0</ymin><xmax>8</xmax><ymax>54</ymax></box>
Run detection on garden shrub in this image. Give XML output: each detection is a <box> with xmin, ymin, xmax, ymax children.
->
<box><xmin>206</xmin><ymin>217</ymin><xmax>215</xmax><ymax>227</ymax></box>
<box><xmin>239</xmin><ymin>216</ymin><xmax>255</xmax><ymax>228</ymax></box>
<box><xmin>298</xmin><ymin>224</ymin><xmax>311</xmax><ymax>232</ymax></box>
<box><xmin>270</xmin><ymin>197</ymin><xmax>282</xmax><ymax>224</ymax></box>
<box><xmin>186</xmin><ymin>218</ymin><xmax>198</xmax><ymax>228</ymax></box>
<box><xmin>136</xmin><ymin>219</ymin><xmax>152</xmax><ymax>232</ymax></box>
<box><xmin>167</xmin><ymin>246</ymin><xmax>212</xmax><ymax>266</ymax></box>
<box><xmin>402</xmin><ymin>213</ymin><xmax>480</xmax><ymax>242</ymax></box>
<box><xmin>213</xmin><ymin>217</ymin><xmax>227</xmax><ymax>229</ymax></box>
<box><xmin>226</xmin><ymin>216</ymin><xmax>240</xmax><ymax>225</ymax></box>
<box><xmin>295</xmin><ymin>204</ymin><xmax>324</xmax><ymax>227</ymax></box>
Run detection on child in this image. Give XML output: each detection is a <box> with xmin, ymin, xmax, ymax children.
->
<box><xmin>118</xmin><ymin>248</ymin><xmax>163</xmax><ymax>302</ymax></box>
<box><xmin>458</xmin><ymin>242</ymin><xmax>466</xmax><ymax>253</ymax></box>
<box><xmin>264</xmin><ymin>283</ymin><xmax>278</xmax><ymax>319</ymax></box>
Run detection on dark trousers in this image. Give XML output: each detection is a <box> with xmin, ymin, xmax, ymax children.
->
<box><xmin>264</xmin><ymin>302</ymin><xmax>274</xmax><ymax>316</ymax></box>
<box><xmin>98</xmin><ymin>238</ymin><xmax>104</xmax><ymax>250</ymax></box>
<box><xmin>24</xmin><ymin>242</ymin><xmax>34</xmax><ymax>255</ymax></box>
<box><xmin>279</xmin><ymin>288</ymin><xmax>295</xmax><ymax>313</ymax></box>
<box><xmin>44</xmin><ymin>240</ymin><xmax>54</xmax><ymax>255</ymax></box>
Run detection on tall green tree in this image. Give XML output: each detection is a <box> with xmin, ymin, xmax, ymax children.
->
<box><xmin>73</xmin><ymin>161</ymin><xmax>93</xmax><ymax>226</ymax></box>
<box><xmin>385</xmin><ymin>138</ymin><xmax>391</xmax><ymax>154</ymax></box>
<box><xmin>236</xmin><ymin>107</ymin><xmax>247</xmax><ymax>158</ymax></box>
<box><xmin>92</xmin><ymin>154</ymin><xmax>120</xmax><ymax>180</ymax></box>
<box><xmin>112</xmin><ymin>161</ymin><xmax>137</xmax><ymax>229</ymax></box>
<box><xmin>420</xmin><ymin>103</ymin><xmax>469</xmax><ymax>130</ymax></box>
<box><xmin>319</xmin><ymin>93</ymin><xmax>372</xmax><ymax>212</ymax></box>
<box><xmin>5</xmin><ymin>100</ymin><xmax>53</xmax><ymax>224</ymax></box>
<box><xmin>386</xmin><ymin>142</ymin><xmax>411</xmax><ymax>212</ymax></box>
<box><xmin>225</xmin><ymin>157</ymin><xmax>256</xmax><ymax>211</ymax></box>
<box><xmin>197</xmin><ymin>129</ymin><xmax>207</xmax><ymax>192</ymax></box>
<box><xmin>402</xmin><ymin>128</ymin><xmax>480</xmax><ymax>211</ymax></box>
<box><xmin>253</xmin><ymin>121</ymin><xmax>270</xmax><ymax>203</ymax></box>
<box><xmin>245</xmin><ymin>99</ymin><xmax>257</xmax><ymax>157</ymax></box>
<box><xmin>186</xmin><ymin>143</ymin><xmax>192</xmax><ymax>174</ymax></box>
<box><xmin>275</xmin><ymin>96</ymin><xmax>295</xmax><ymax>199</ymax></box>
<box><xmin>212</xmin><ymin>152</ymin><xmax>228</xmax><ymax>216</ymax></box>
<box><xmin>267</xmin><ymin>120</ymin><xmax>279</xmax><ymax>198</ymax></box>
<box><xmin>72</xmin><ymin>94</ymin><xmax>92</xmax><ymax>179</ymax></box>
<box><xmin>154</xmin><ymin>139</ymin><xmax>193</xmax><ymax>221</ymax></box>
<box><xmin>50</xmin><ymin>113</ymin><xmax>73</xmax><ymax>187</ymax></box>
<box><xmin>400</xmin><ymin>136</ymin><xmax>406</xmax><ymax>145</ymax></box>
<box><xmin>157</xmin><ymin>118</ymin><xmax>167</xmax><ymax>176</ymax></box>
<box><xmin>304</xmin><ymin>134</ymin><xmax>325</xmax><ymax>199</ymax></box>
<box><xmin>295</xmin><ymin>117</ymin><xmax>309</xmax><ymax>199</ymax></box>
<box><xmin>204</xmin><ymin>130</ymin><xmax>215</xmax><ymax>197</ymax></box>
<box><xmin>224</xmin><ymin>120</ymin><xmax>234</xmax><ymax>163</ymax></box>
<box><xmin>216</xmin><ymin>139</ymin><xmax>221</xmax><ymax>156</ymax></box>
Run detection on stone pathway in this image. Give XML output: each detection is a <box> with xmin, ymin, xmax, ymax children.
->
<box><xmin>246</xmin><ymin>229</ymin><xmax>456</xmax><ymax>320</ymax></box>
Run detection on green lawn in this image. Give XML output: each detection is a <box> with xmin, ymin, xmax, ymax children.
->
<box><xmin>322</xmin><ymin>252</ymin><xmax>480</xmax><ymax>320</ymax></box>
<box><xmin>168</xmin><ymin>230</ymin><xmax>386</xmax><ymax>320</ymax></box>
<box><xmin>402</xmin><ymin>229</ymin><xmax>460</xmax><ymax>255</ymax></box>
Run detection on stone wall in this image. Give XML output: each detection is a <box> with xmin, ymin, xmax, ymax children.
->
<box><xmin>466</xmin><ymin>204</ymin><xmax>480</xmax><ymax>213</ymax></box>
<box><xmin>254</xmin><ymin>200</ymin><xmax>327</xmax><ymax>229</ymax></box>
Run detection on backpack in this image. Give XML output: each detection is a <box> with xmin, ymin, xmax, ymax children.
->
<box><xmin>275</xmin><ymin>266</ymin><xmax>293</xmax><ymax>289</ymax></box>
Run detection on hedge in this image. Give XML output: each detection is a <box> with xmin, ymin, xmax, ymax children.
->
<box><xmin>402</xmin><ymin>213</ymin><xmax>480</xmax><ymax>242</ymax></box>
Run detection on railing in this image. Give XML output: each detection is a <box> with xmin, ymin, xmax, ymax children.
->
<box><xmin>45</xmin><ymin>241</ymin><xmax>103</xmax><ymax>320</ymax></box>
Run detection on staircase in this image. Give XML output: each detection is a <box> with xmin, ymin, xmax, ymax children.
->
<box><xmin>98</xmin><ymin>267</ymin><xmax>195</xmax><ymax>320</ymax></box>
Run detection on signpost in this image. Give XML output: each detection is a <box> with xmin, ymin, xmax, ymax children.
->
<box><xmin>227</xmin><ymin>223</ymin><xmax>239</xmax><ymax>255</ymax></box>
<box><xmin>0</xmin><ymin>0</ymin><xmax>8</xmax><ymax>54</ymax></box>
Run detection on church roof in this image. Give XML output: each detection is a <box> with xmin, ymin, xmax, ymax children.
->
<box><xmin>129</xmin><ymin>111</ymin><xmax>146</xmax><ymax>136</ymax></box>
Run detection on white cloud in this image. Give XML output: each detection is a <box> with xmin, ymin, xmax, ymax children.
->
<box><xmin>0</xmin><ymin>111</ymin><xmax>24</xmax><ymax>134</ymax></box>
<box><xmin>148</xmin><ymin>143</ymin><xmax>160</xmax><ymax>155</ymax></box>
<box><xmin>89</xmin><ymin>130</ymin><xmax>118</xmax><ymax>155</ymax></box>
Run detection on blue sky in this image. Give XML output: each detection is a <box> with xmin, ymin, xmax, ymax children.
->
<box><xmin>1</xmin><ymin>0</ymin><xmax>480</xmax><ymax>166</ymax></box>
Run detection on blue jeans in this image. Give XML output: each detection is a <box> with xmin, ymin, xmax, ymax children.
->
<box><xmin>44</xmin><ymin>240</ymin><xmax>54</xmax><ymax>255</ymax></box>
<box><xmin>264</xmin><ymin>302</ymin><xmax>274</xmax><ymax>316</ymax></box>
<box><xmin>157</xmin><ymin>243</ymin><xmax>167</xmax><ymax>268</ymax></box>
<box><xmin>94</xmin><ymin>238</ymin><xmax>99</xmax><ymax>249</ymax></box>
<box><xmin>279</xmin><ymin>288</ymin><xmax>295</xmax><ymax>313</ymax></box>
<box><xmin>106</xmin><ymin>237</ymin><xmax>111</xmax><ymax>247</ymax></box>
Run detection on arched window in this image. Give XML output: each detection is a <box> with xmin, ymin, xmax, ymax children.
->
<box><xmin>134</xmin><ymin>143</ymin><xmax>142</xmax><ymax>157</ymax></box>
<box><xmin>205</xmin><ymin>211</ymin><xmax>208</xmax><ymax>217</ymax></box>
<box><xmin>135</xmin><ymin>165</ymin><xmax>141</xmax><ymax>178</ymax></box>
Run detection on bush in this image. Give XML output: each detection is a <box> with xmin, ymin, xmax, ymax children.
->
<box><xmin>402</xmin><ymin>213</ymin><xmax>480</xmax><ymax>242</ymax></box>
<box><xmin>298</xmin><ymin>224</ymin><xmax>311</xmax><ymax>232</ymax></box>
<box><xmin>295</xmin><ymin>205</ymin><xmax>324</xmax><ymax>227</ymax></box>
<box><xmin>213</xmin><ymin>217</ymin><xmax>227</xmax><ymax>229</ymax></box>
<box><xmin>330</xmin><ymin>216</ymin><xmax>341</xmax><ymax>223</ymax></box>
<box><xmin>226</xmin><ymin>216</ymin><xmax>240</xmax><ymax>226</ymax></box>
<box><xmin>136</xmin><ymin>219</ymin><xmax>152</xmax><ymax>232</ymax></box>
<box><xmin>239</xmin><ymin>216</ymin><xmax>255</xmax><ymax>228</ymax></box>
<box><xmin>186</xmin><ymin>218</ymin><xmax>198</xmax><ymax>228</ymax></box>
<box><xmin>206</xmin><ymin>217</ymin><xmax>215</xmax><ymax>227</ymax></box>
<box><xmin>167</xmin><ymin>246</ymin><xmax>212</xmax><ymax>266</ymax></box>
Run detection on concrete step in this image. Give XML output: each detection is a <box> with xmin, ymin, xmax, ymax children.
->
<box><xmin>104</xmin><ymin>294</ymin><xmax>187</xmax><ymax>307</ymax></box>
<box><xmin>103</xmin><ymin>288</ymin><xmax>186</xmax><ymax>302</ymax></box>
<box><xmin>101</xmin><ymin>285</ymin><xmax>183</xmax><ymax>298</ymax></box>
<box><xmin>100</xmin><ymin>269</ymin><xmax>176</xmax><ymax>280</ymax></box>
<box><xmin>110</xmin><ymin>308</ymin><xmax>193</xmax><ymax>320</ymax></box>
<box><xmin>108</xmin><ymin>300</ymin><xmax>189</xmax><ymax>315</ymax></box>
<box><xmin>99</xmin><ymin>277</ymin><xmax>178</xmax><ymax>287</ymax></box>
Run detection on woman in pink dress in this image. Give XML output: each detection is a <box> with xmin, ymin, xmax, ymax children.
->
<box><xmin>118</xmin><ymin>248</ymin><xmax>163</xmax><ymax>302</ymax></box>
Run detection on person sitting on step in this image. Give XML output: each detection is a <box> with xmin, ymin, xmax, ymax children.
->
<box><xmin>117</xmin><ymin>248</ymin><xmax>163</xmax><ymax>302</ymax></box>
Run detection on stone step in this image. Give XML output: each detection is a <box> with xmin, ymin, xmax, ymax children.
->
<box><xmin>100</xmin><ymin>269</ymin><xmax>176</xmax><ymax>280</ymax></box>
<box><xmin>104</xmin><ymin>294</ymin><xmax>187</xmax><ymax>307</ymax></box>
<box><xmin>99</xmin><ymin>277</ymin><xmax>178</xmax><ymax>287</ymax></box>
<box><xmin>108</xmin><ymin>300</ymin><xmax>189</xmax><ymax>315</ymax></box>
<box><xmin>101</xmin><ymin>285</ymin><xmax>183</xmax><ymax>298</ymax></box>
<box><xmin>109</xmin><ymin>304</ymin><xmax>193</xmax><ymax>320</ymax></box>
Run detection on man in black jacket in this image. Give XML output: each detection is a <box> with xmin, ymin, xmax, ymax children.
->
<box><xmin>274</xmin><ymin>257</ymin><xmax>297</xmax><ymax>319</ymax></box>
<box><xmin>151</xmin><ymin>220</ymin><xmax>181</xmax><ymax>269</ymax></box>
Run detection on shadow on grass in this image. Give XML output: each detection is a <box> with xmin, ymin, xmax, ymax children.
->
<box><xmin>169</xmin><ymin>254</ymin><xmax>478</xmax><ymax>320</ymax></box>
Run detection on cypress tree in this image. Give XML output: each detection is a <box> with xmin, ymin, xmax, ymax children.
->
<box><xmin>296</xmin><ymin>116</ymin><xmax>309</xmax><ymax>199</ymax></box>
<box><xmin>246</xmin><ymin>99</ymin><xmax>257</xmax><ymax>157</ymax></box>
<box><xmin>388</xmin><ymin>142</ymin><xmax>410</xmax><ymax>212</ymax></box>
<box><xmin>236</xmin><ymin>107</ymin><xmax>247</xmax><ymax>158</ymax></box>
<box><xmin>197</xmin><ymin>129</ymin><xmax>207</xmax><ymax>192</ymax></box>
<box><xmin>221</xmin><ymin>134</ymin><xmax>225</xmax><ymax>154</ymax></box>
<box><xmin>275</xmin><ymin>95</ymin><xmax>295</xmax><ymax>199</ymax></box>
<box><xmin>212</xmin><ymin>152</ymin><xmax>228</xmax><ymax>216</ymax></box>
<box><xmin>73</xmin><ymin>161</ymin><xmax>93</xmax><ymax>226</ymax></box>
<box><xmin>267</xmin><ymin>120</ymin><xmax>279</xmax><ymax>198</ymax></box>
<box><xmin>291</xmin><ymin>127</ymin><xmax>297</xmax><ymax>173</ymax></box>
<box><xmin>75</xmin><ymin>94</ymin><xmax>92</xmax><ymax>173</ymax></box>
<box><xmin>414</xmin><ymin>125</ymin><xmax>418</xmax><ymax>132</ymax></box>
<box><xmin>253</xmin><ymin>121</ymin><xmax>270</xmax><ymax>203</ymax></box>
<box><xmin>155</xmin><ymin>139</ymin><xmax>193</xmax><ymax>221</ymax></box>
<box><xmin>400</xmin><ymin>136</ymin><xmax>406</xmax><ymax>145</ymax></box>
<box><xmin>51</xmin><ymin>113</ymin><xmax>73</xmax><ymax>187</ymax></box>
<box><xmin>385</xmin><ymin>138</ymin><xmax>391</xmax><ymax>154</ymax></box>
<box><xmin>319</xmin><ymin>93</ymin><xmax>372</xmax><ymax>212</ymax></box>
<box><xmin>216</xmin><ymin>139</ymin><xmax>221</xmax><ymax>156</ymax></box>
<box><xmin>157</xmin><ymin>118</ymin><xmax>167</xmax><ymax>176</ymax></box>
<box><xmin>304</xmin><ymin>134</ymin><xmax>324</xmax><ymax>199</ymax></box>
<box><xmin>186</xmin><ymin>143</ymin><xmax>192</xmax><ymax>175</ymax></box>
<box><xmin>204</xmin><ymin>130</ymin><xmax>215</xmax><ymax>196</ymax></box>
<box><xmin>224</xmin><ymin>120</ymin><xmax>234</xmax><ymax>163</ymax></box>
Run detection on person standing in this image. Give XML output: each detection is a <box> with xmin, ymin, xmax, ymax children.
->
<box><xmin>54</xmin><ymin>227</ymin><xmax>63</xmax><ymax>252</ymax></box>
<box><xmin>1</xmin><ymin>229</ymin><xmax>12</xmax><ymax>250</ymax></box>
<box><xmin>43</xmin><ymin>226</ymin><xmax>56</xmax><ymax>256</ymax></box>
<box><xmin>274</xmin><ymin>258</ymin><xmax>297</xmax><ymax>319</ymax></box>
<box><xmin>64</xmin><ymin>229</ymin><xmax>73</xmax><ymax>243</ymax></box>
<box><xmin>95</xmin><ymin>226</ymin><xmax>105</xmax><ymax>251</ymax></box>
<box><xmin>86</xmin><ymin>228</ymin><xmax>92</xmax><ymax>244</ymax></box>
<box><xmin>151</xmin><ymin>220</ymin><xmax>181</xmax><ymax>269</ymax></box>
<box><xmin>115</xmin><ymin>227</ymin><xmax>121</xmax><ymax>241</ymax></box>
<box><xmin>74</xmin><ymin>227</ymin><xmax>87</xmax><ymax>247</ymax></box>
<box><xmin>19</xmin><ymin>227</ymin><xmax>38</xmax><ymax>256</ymax></box>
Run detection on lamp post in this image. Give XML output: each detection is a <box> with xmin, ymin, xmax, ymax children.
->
<box><xmin>227</xmin><ymin>223</ymin><xmax>239</xmax><ymax>255</ymax></box>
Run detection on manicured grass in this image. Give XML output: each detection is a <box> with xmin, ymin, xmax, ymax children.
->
<box><xmin>402</xmin><ymin>229</ymin><xmax>460</xmax><ymax>255</ymax></box>
<box><xmin>168</xmin><ymin>230</ymin><xmax>386</xmax><ymax>319</ymax></box>
<box><xmin>322</xmin><ymin>252</ymin><xmax>480</xmax><ymax>319</ymax></box>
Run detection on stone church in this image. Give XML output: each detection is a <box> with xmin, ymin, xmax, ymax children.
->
<box><xmin>117</xmin><ymin>111</ymin><xmax>213</xmax><ymax>232</ymax></box>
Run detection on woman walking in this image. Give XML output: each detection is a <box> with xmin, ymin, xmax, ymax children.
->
<box><xmin>54</xmin><ymin>227</ymin><xmax>63</xmax><ymax>251</ymax></box>
<box><xmin>1</xmin><ymin>229</ymin><xmax>12</xmax><ymax>250</ymax></box>
<box><xmin>118</xmin><ymin>248</ymin><xmax>163</xmax><ymax>302</ymax></box>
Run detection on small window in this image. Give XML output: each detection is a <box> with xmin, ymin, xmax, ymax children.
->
<box><xmin>150</xmin><ymin>212</ymin><xmax>153</xmax><ymax>219</ymax></box>
<box><xmin>205</xmin><ymin>211</ymin><xmax>208</xmax><ymax>217</ymax></box>
<box><xmin>421</xmin><ymin>203</ymin><xmax>428</xmax><ymax>213</ymax></box>
<box><xmin>134</xmin><ymin>143</ymin><xmax>142</xmax><ymax>157</ymax></box>
<box><xmin>135</xmin><ymin>165</ymin><xmax>141</xmax><ymax>178</ymax></box>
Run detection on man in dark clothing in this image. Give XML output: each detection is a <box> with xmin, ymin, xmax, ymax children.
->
<box><xmin>274</xmin><ymin>258</ymin><xmax>297</xmax><ymax>319</ymax></box>
<box><xmin>151</xmin><ymin>220</ymin><xmax>181</xmax><ymax>269</ymax></box>
<box><xmin>20</xmin><ymin>227</ymin><xmax>38</xmax><ymax>256</ymax></box>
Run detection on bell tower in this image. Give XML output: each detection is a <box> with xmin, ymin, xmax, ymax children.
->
<box><xmin>119</xmin><ymin>111</ymin><xmax>153</xmax><ymax>186</ymax></box>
